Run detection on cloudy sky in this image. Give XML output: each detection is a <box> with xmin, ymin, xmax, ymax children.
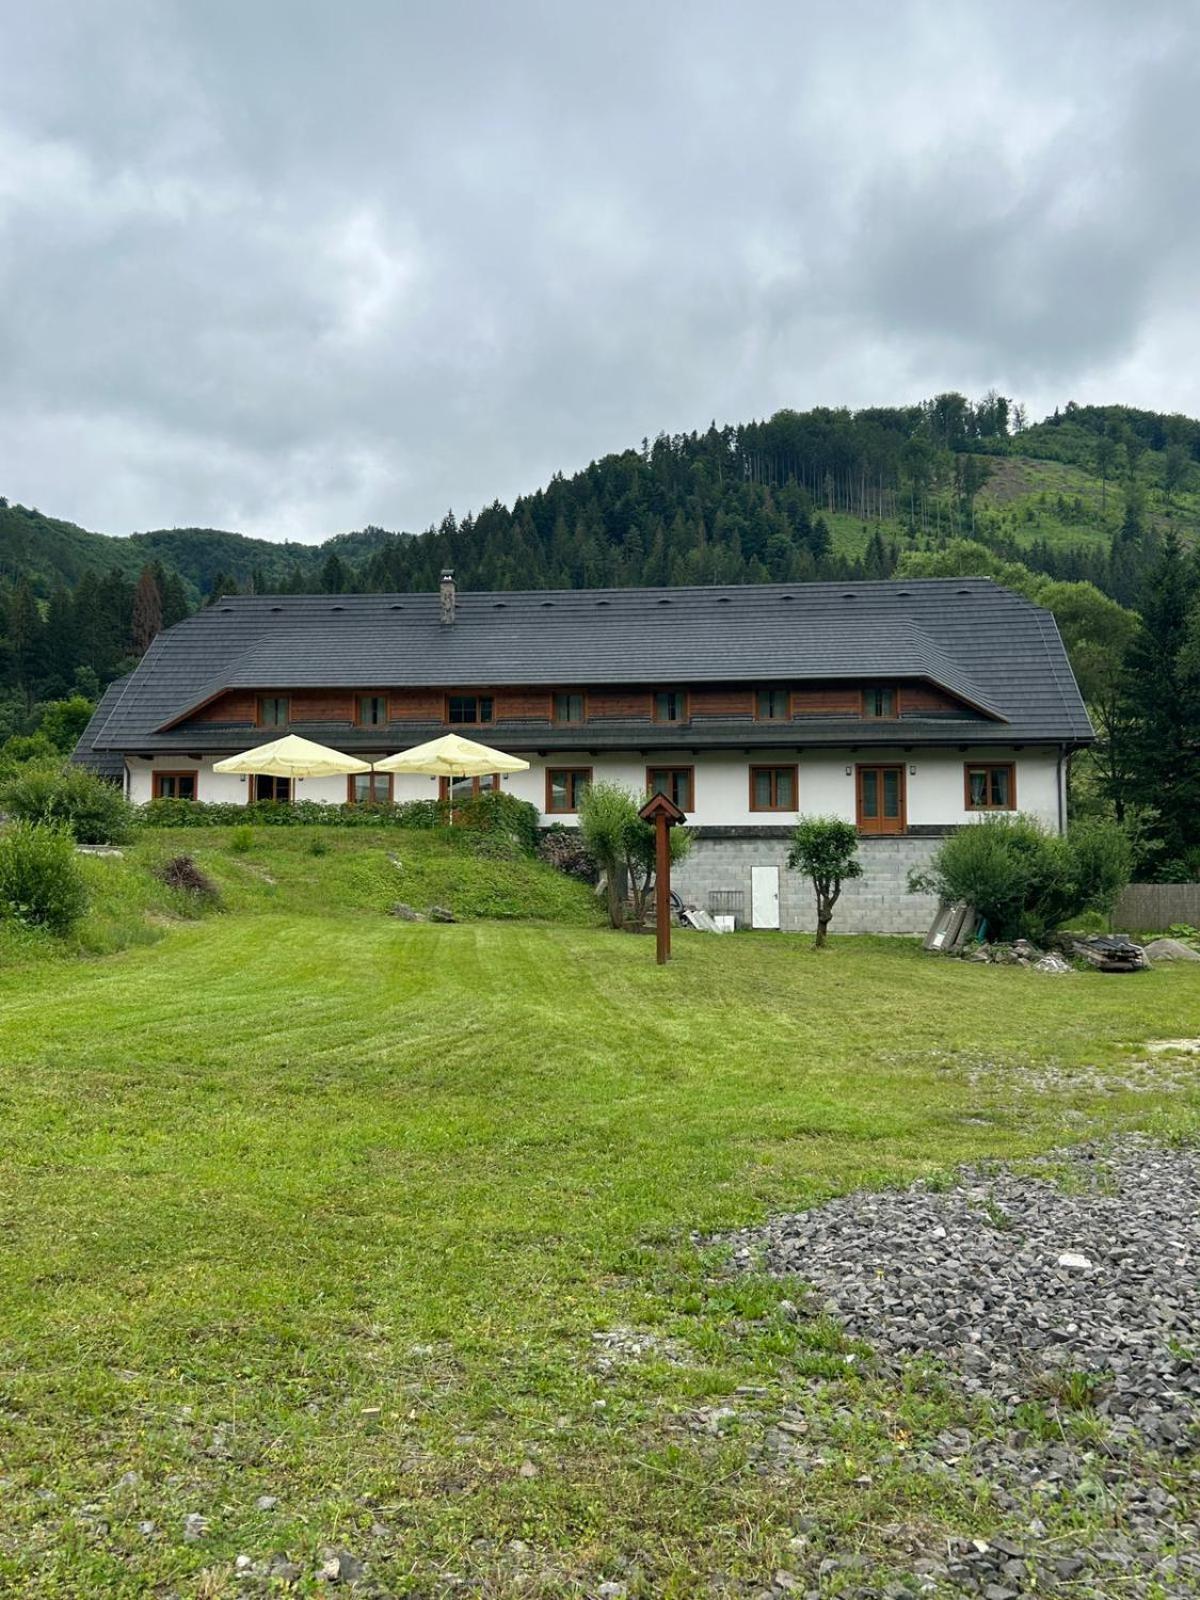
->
<box><xmin>2</xmin><ymin>1</ymin><xmax>1198</xmax><ymax>543</ymax></box>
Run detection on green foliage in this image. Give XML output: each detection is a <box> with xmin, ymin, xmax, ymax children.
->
<box><xmin>0</xmin><ymin>762</ymin><xmax>135</xmax><ymax>844</ymax></box>
<box><xmin>137</xmin><ymin>791</ymin><xmax>540</xmax><ymax>850</ymax></box>
<box><xmin>229</xmin><ymin>824</ymin><xmax>254</xmax><ymax>854</ymax></box>
<box><xmin>34</xmin><ymin>696</ymin><xmax>97</xmax><ymax>752</ymax></box>
<box><xmin>578</xmin><ymin>782</ymin><xmax>637</xmax><ymax>927</ymax></box>
<box><xmin>786</xmin><ymin>816</ymin><xmax>863</xmax><ymax>946</ymax></box>
<box><xmin>911</xmin><ymin>814</ymin><xmax>1132</xmax><ymax>944</ymax></box>
<box><xmin>577</xmin><ymin>781</ymin><xmax>690</xmax><ymax>927</ymax></box>
<box><xmin>0</xmin><ymin>821</ymin><xmax>88</xmax><ymax>933</ymax></box>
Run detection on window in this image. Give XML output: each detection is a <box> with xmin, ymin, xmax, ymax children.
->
<box><xmin>750</xmin><ymin>765</ymin><xmax>797</xmax><ymax>812</ymax></box>
<box><xmin>965</xmin><ymin>762</ymin><xmax>1016</xmax><ymax>811</ymax></box>
<box><xmin>258</xmin><ymin>695</ymin><xmax>289</xmax><ymax>727</ymax></box>
<box><xmin>357</xmin><ymin>694</ymin><xmax>388</xmax><ymax>727</ymax></box>
<box><xmin>438</xmin><ymin>773</ymin><xmax>500</xmax><ymax>801</ymax></box>
<box><xmin>153</xmin><ymin>771</ymin><xmax>197</xmax><ymax>801</ymax></box>
<box><xmin>856</xmin><ymin>764</ymin><xmax>905</xmax><ymax>834</ymax></box>
<box><xmin>348</xmin><ymin>772</ymin><xmax>394</xmax><ymax>806</ymax></box>
<box><xmin>755</xmin><ymin>688</ymin><xmax>790</xmax><ymax>721</ymax></box>
<box><xmin>646</xmin><ymin>766</ymin><xmax>694</xmax><ymax>811</ymax></box>
<box><xmin>546</xmin><ymin>767</ymin><xmax>591</xmax><ymax>813</ymax></box>
<box><xmin>653</xmin><ymin>690</ymin><xmax>688</xmax><ymax>724</ymax></box>
<box><xmin>862</xmin><ymin>687</ymin><xmax>896</xmax><ymax>719</ymax></box>
<box><xmin>553</xmin><ymin>691</ymin><xmax>585</xmax><ymax>725</ymax></box>
<box><xmin>253</xmin><ymin>774</ymin><xmax>292</xmax><ymax>803</ymax></box>
<box><xmin>447</xmin><ymin>694</ymin><xmax>494</xmax><ymax>725</ymax></box>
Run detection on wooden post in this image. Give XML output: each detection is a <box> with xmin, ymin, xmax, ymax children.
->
<box><xmin>638</xmin><ymin>791</ymin><xmax>687</xmax><ymax>966</ymax></box>
<box><xmin>655</xmin><ymin>810</ymin><xmax>670</xmax><ymax>965</ymax></box>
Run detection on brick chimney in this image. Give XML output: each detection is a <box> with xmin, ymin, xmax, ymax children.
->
<box><xmin>440</xmin><ymin>569</ymin><xmax>456</xmax><ymax>626</ymax></box>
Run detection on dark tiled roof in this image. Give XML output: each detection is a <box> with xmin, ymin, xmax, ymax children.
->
<box><xmin>74</xmin><ymin>579</ymin><xmax>1094</xmax><ymax>759</ymax></box>
<box><xmin>70</xmin><ymin>675</ymin><xmax>130</xmax><ymax>778</ymax></box>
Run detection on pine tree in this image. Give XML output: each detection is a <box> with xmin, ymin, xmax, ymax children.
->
<box><xmin>131</xmin><ymin>566</ymin><xmax>164</xmax><ymax>652</ymax></box>
<box><xmin>1123</xmin><ymin>533</ymin><xmax>1200</xmax><ymax>868</ymax></box>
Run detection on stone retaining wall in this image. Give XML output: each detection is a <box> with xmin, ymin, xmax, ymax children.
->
<box><xmin>673</xmin><ymin>830</ymin><xmax>944</xmax><ymax>934</ymax></box>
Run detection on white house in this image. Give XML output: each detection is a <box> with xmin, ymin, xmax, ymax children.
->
<box><xmin>75</xmin><ymin>575</ymin><xmax>1093</xmax><ymax>933</ymax></box>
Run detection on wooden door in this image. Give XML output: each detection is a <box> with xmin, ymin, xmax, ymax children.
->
<box><xmin>856</xmin><ymin>765</ymin><xmax>905</xmax><ymax>835</ymax></box>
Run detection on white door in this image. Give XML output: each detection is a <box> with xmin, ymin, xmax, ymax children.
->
<box><xmin>750</xmin><ymin>866</ymin><xmax>780</xmax><ymax>929</ymax></box>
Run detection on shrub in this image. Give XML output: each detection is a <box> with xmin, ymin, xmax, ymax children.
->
<box><xmin>786</xmin><ymin>817</ymin><xmax>863</xmax><ymax>948</ymax></box>
<box><xmin>308</xmin><ymin>836</ymin><xmax>329</xmax><ymax>856</ymax></box>
<box><xmin>0</xmin><ymin>763</ymin><xmax>134</xmax><ymax>844</ymax></box>
<box><xmin>910</xmin><ymin>814</ymin><xmax>1132</xmax><ymax>944</ymax></box>
<box><xmin>136</xmin><ymin>791</ymin><xmax>541</xmax><ymax>850</ymax></box>
<box><xmin>0</xmin><ymin>822</ymin><xmax>88</xmax><ymax>933</ymax></box>
<box><xmin>578</xmin><ymin>782</ymin><xmax>690</xmax><ymax>928</ymax></box>
<box><xmin>154</xmin><ymin>854</ymin><xmax>219</xmax><ymax>901</ymax></box>
<box><xmin>229</xmin><ymin>825</ymin><xmax>254</xmax><ymax>854</ymax></box>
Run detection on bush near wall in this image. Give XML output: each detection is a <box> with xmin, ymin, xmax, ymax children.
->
<box><xmin>0</xmin><ymin>763</ymin><xmax>135</xmax><ymax>844</ymax></box>
<box><xmin>137</xmin><ymin>791</ymin><xmax>541</xmax><ymax>852</ymax></box>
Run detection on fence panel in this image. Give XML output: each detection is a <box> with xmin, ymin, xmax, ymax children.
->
<box><xmin>1112</xmin><ymin>883</ymin><xmax>1200</xmax><ymax>932</ymax></box>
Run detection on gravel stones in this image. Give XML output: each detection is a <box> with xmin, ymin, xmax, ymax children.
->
<box><xmin>727</xmin><ymin>1139</ymin><xmax>1200</xmax><ymax>1449</ymax></box>
<box><xmin>722</xmin><ymin>1138</ymin><xmax>1200</xmax><ymax>1596</ymax></box>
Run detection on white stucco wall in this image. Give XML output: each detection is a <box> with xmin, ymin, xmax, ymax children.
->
<box><xmin>127</xmin><ymin>745</ymin><xmax>1063</xmax><ymax>831</ymax></box>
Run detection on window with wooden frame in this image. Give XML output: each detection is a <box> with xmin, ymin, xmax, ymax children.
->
<box><xmin>446</xmin><ymin>694</ymin><xmax>494</xmax><ymax>725</ymax></box>
<box><xmin>964</xmin><ymin>762</ymin><xmax>1016</xmax><ymax>811</ymax></box>
<box><xmin>252</xmin><ymin>774</ymin><xmax>292</xmax><ymax>803</ymax></box>
<box><xmin>347</xmin><ymin>772</ymin><xmax>394</xmax><ymax>806</ymax></box>
<box><xmin>356</xmin><ymin>694</ymin><xmax>388</xmax><ymax>727</ymax></box>
<box><xmin>749</xmin><ymin>765</ymin><xmax>797</xmax><ymax>812</ymax></box>
<box><xmin>152</xmin><ymin>771</ymin><xmax>198</xmax><ymax>801</ymax></box>
<box><xmin>439</xmin><ymin>773</ymin><xmax>500</xmax><ymax>802</ymax></box>
<box><xmin>552</xmin><ymin>691</ymin><xmax>586</xmax><ymax>725</ymax></box>
<box><xmin>861</xmin><ymin>686</ymin><xmax>897</xmax><ymax>719</ymax></box>
<box><xmin>257</xmin><ymin>694</ymin><xmax>290</xmax><ymax>727</ymax></box>
<box><xmin>755</xmin><ymin>687</ymin><xmax>790</xmax><ymax>721</ymax></box>
<box><xmin>856</xmin><ymin>764</ymin><xmax>905</xmax><ymax>835</ymax></box>
<box><xmin>546</xmin><ymin>767</ymin><xmax>592</xmax><ymax>813</ymax></box>
<box><xmin>652</xmin><ymin>689</ymin><xmax>688</xmax><ymax>724</ymax></box>
<box><xmin>646</xmin><ymin>765</ymin><xmax>694</xmax><ymax>811</ymax></box>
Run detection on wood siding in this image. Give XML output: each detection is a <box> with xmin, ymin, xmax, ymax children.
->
<box><xmin>178</xmin><ymin>678</ymin><xmax>976</xmax><ymax>729</ymax></box>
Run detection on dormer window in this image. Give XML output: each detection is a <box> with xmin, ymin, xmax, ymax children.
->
<box><xmin>862</xmin><ymin>687</ymin><xmax>896</xmax><ymax>719</ymax></box>
<box><xmin>553</xmin><ymin>691</ymin><xmax>585</xmax><ymax>725</ymax></box>
<box><xmin>447</xmin><ymin>694</ymin><xmax>494</xmax><ymax>725</ymax></box>
<box><xmin>653</xmin><ymin>689</ymin><xmax>688</xmax><ymax>724</ymax></box>
<box><xmin>258</xmin><ymin>695</ymin><xmax>289</xmax><ymax>727</ymax></box>
<box><xmin>756</xmin><ymin>688</ymin><xmax>790</xmax><ymax>721</ymax></box>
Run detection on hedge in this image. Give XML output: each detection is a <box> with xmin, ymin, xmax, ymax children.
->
<box><xmin>137</xmin><ymin>790</ymin><xmax>541</xmax><ymax>852</ymax></box>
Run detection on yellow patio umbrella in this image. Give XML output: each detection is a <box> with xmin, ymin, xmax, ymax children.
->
<box><xmin>214</xmin><ymin>734</ymin><xmax>372</xmax><ymax>799</ymax></box>
<box><xmin>375</xmin><ymin>733</ymin><xmax>529</xmax><ymax>821</ymax></box>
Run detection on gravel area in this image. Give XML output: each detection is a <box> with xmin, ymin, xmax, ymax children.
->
<box><xmin>722</xmin><ymin>1139</ymin><xmax>1200</xmax><ymax>1598</ymax></box>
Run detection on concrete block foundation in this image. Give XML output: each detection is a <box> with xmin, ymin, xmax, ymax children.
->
<box><xmin>672</xmin><ymin>830</ymin><xmax>944</xmax><ymax>935</ymax></box>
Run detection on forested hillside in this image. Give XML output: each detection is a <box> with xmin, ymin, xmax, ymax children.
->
<box><xmin>4</xmin><ymin>394</ymin><xmax>1200</xmax><ymax>876</ymax></box>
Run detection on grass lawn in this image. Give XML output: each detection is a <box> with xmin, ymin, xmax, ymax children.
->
<box><xmin>0</xmin><ymin>873</ymin><xmax>1198</xmax><ymax>1595</ymax></box>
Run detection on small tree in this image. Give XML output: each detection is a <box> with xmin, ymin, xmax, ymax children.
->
<box><xmin>787</xmin><ymin>817</ymin><xmax>862</xmax><ymax>948</ymax></box>
<box><xmin>578</xmin><ymin>781</ymin><xmax>691</xmax><ymax>929</ymax></box>
<box><xmin>578</xmin><ymin>782</ymin><xmax>637</xmax><ymax>928</ymax></box>
<box><xmin>625</xmin><ymin>812</ymin><xmax>692</xmax><ymax>927</ymax></box>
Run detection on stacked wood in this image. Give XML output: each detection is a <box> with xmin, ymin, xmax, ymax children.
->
<box><xmin>1070</xmin><ymin>935</ymin><xmax>1150</xmax><ymax>973</ymax></box>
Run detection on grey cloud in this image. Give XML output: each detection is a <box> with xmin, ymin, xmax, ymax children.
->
<box><xmin>1</xmin><ymin>1</ymin><xmax>1198</xmax><ymax>542</ymax></box>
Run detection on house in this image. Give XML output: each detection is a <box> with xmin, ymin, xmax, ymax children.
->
<box><xmin>74</xmin><ymin>573</ymin><xmax>1094</xmax><ymax>933</ymax></box>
